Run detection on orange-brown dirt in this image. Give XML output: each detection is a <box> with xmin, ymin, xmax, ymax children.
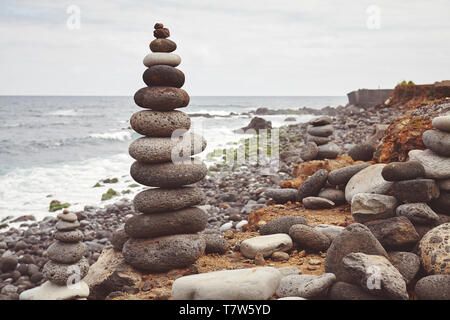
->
<box><xmin>116</xmin><ymin>203</ymin><xmax>353</xmax><ymax>300</ymax></box>
<box><xmin>374</xmin><ymin>83</ymin><xmax>450</xmax><ymax>163</ymax></box>
<box><xmin>280</xmin><ymin>156</ymin><xmax>368</xmax><ymax>189</ymax></box>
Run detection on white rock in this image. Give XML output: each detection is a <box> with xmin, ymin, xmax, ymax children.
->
<box><xmin>19</xmin><ymin>281</ymin><xmax>89</xmax><ymax>300</ymax></box>
<box><xmin>143</xmin><ymin>52</ymin><xmax>181</xmax><ymax>67</ymax></box>
<box><xmin>240</xmin><ymin>234</ymin><xmax>293</xmax><ymax>259</ymax></box>
<box><xmin>351</xmin><ymin>193</ymin><xmax>398</xmax><ymax>223</ymax></box>
<box><xmin>314</xmin><ymin>224</ymin><xmax>345</xmax><ymax>241</ymax></box>
<box><xmin>236</xmin><ymin>220</ymin><xmax>248</xmax><ymax>231</ymax></box>
<box><xmin>345</xmin><ymin>164</ymin><xmax>393</xmax><ymax>202</ymax></box>
<box><xmin>409</xmin><ymin>149</ymin><xmax>450</xmax><ymax>179</ymax></box>
<box><xmin>219</xmin><ymin>222</ymin><xmax>233</xmax><ymax>232</ymax></box>
<box><xmin>171</xmin><ymin>267</ymin><xmax>282</xmax><ymax>300</ymax></box>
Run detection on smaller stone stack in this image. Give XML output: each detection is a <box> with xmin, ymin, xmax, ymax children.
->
<box><xmin>122</xmin><ymin>23</ymin><xmax>208</xmax><ymax>273</ymax></box>
<box><xmin>19</xmin><ymin>211</ymin><xmax>89</xmax><ymax>300</ymax></box>
<box><xmin>302</xmin><ymin>116</ymin><xmax>341</xmax><ymax>161</ymax></box>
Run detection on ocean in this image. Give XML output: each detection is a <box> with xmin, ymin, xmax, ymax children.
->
<box><xmin>0</xmin><ymin>96</ymin><xmax>347</xmax><ymax>221</ymax></box>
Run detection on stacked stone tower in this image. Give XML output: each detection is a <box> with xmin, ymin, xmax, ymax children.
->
<box><xmin>122</xmin><ymin>23</ymin><xmax>208</xmax><ymax>272</ymax></box>
<box><xmin>20</xmin><ymin>211</ymin><xmax>89</xmax><ymax>300</ymax></box>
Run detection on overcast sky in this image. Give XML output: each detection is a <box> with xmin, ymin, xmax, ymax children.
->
<box><xmin>0</xmin><ymin>0</ymin><xmax>449</xmax><ymax>96</ymax></box>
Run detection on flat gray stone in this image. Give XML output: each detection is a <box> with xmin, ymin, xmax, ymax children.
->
<box><xmin>351</xmin><ymin>193</ymin><xmax>398</xmax><ymax>223</ymax></box>
<box><xmin>396</xmin><ymin>203</ymin><xmax>439</xmax><ymax>225</ymax></box>
<box><xmin>342</xmin><ymin>252</ymin><xmax>408</xmax><ymax>300</ymax></box>
<box><xmin>172</xmin><ymin>267</ymin><xmax>282</xmax><ymax>300</ymax></box>
<box><xmin>122</xmin><ymin>234</ymin><xmax>206</xmax><ymax>273</ymax></box>
<box><xmin>276</xmin><ymin>273</ymin><xmax>336</xmax><ymax>299</ymax></box>
<box><xmin>307</xmin><ymin>124</ymin><xmax>333</xmax><ymax>137</ymax></box>
<box><xmin>422</xmin><ymin>129</ymin><xmax>450</xmax><ymax>157</ymax></box>
<box><xmin>259</xmin><ymin>216</ymin><xmax>307</xmax><ymax>235</ymax></box>
<box><xmin>130</xmin><ymin>110</ymin><xmax>190</xmax><ymax>137</ymax></box>
<box><xmin>133</xmin><ymin>187</ymin><xmax>205</xmax><ymax>214</ymax></box>
<box><xmin>345</xmin><ymin>164</ymin><xmax>393</xmax><ymax>203</ymax></box>
<box><xmin>130</xmin><ymin>159</ymin><xmax>207</xmax><ymax>188</ymax></box>
<box><xmin>302</xmin><ymin>197</ymin><xmax>335</xmax><ymax>209</ymax></box>
<box><xmin>124</xmin><ymin>207</ymin><xmax>207</xmax><ymax>238</ymax></box>
<box><xmin>129</xmin><ymin>133</ymin><xmax>206</xmax><ymax>163</ymax></box>
<box><xmin>409</xmin><ymin>149</ymin><xmax>450</xmax><ymax>179</ymax></box>
<box><xmin>240</xmin><ymin>234</ymin><xmax>293</xmax><ymax>259</ymax></box>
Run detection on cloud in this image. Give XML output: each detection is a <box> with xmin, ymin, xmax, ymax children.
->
<box><xmin>0</xmin><ymin>0</ymin><xmax>449</xmax><ymax>95</ymax></box>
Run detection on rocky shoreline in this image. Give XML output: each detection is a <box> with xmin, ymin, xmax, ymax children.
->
<box><xmin>1</xmin><ymin>93</ymin><xmax>449</xmax><ymax>299</ymax></box>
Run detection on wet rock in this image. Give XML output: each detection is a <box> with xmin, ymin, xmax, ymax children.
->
<box><xmin>172</xmin><ymin>267</ymin><xmax>282</xmax><ymax>300</ymax></box>
<box><xmin>345</xmin><ymin>164</ymin><xmax>393</xmax><ymax>203</ymax></box>
<box><xmin>392</xmin><ymin>179</ymin><xmax>440</xmax><ymax>203</ymax></box>
<box><xmin>418</xmin><ymin>223</ymin><xmax>450</xmax><ymax>275</ymax></box>
<box><xmin>240</xmin><ymin>234</ymin><xmax>293</xmax><ymax>259</ymax></box>
<box><xmin>351</xmin><ymin>193</ymin><xmax>398</xmax><ymax>223</ymax></box>
<box><xmin>259</xmin><ymin>216</ymin><xmax>307</xmax><ymax>235</ymax></box>
<box><xmin>365</xmin><ymin>216</ymin><xmax>419</xmax><ymax>251</ymax></box>
<box><xmin>289</xmin><ymin>224</ymin><xmax>331</xmax><ymax>252</ymax></box>
<box><xmin>342</xmin><ymin>253</ymin><xmax>408</xmax><ymax>300</ymax></box>
<box><xmin>381</xmin><ymin>161</ymin><xmax>425</xmax><ymax>181</ymax></box>
<box><xmin>324</xmin><ymin>223</ymin><xmax>388</xmax><ymax>283</ymax></box>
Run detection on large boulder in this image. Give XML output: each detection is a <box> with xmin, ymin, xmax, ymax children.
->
<box><xmin>324</xmin><ymin>223</ymin><xmax>388</xmax><ymax>283</ymax></box>
<box><xmin>342</xmin><ymin>253</ymin><xmax>408</xmax><ymax>300</ymax></box>
<box><xmin>419</xmin><ymin>223</ymin><xmax>450</xmax><ymax>275</ymax></box>
<box><xmin>171</xmin><ymin>267</ymin><xmax>282</xmax><ymax>300</ymax></box>
<box><xmin>345</xmin><ymin>164</ymin><xmax>393</xmax><ymax>203</ymax></box>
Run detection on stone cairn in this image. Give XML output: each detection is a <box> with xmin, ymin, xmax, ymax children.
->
<box><xmin>122</xmin><ymin>23</ymin><xmax>208</xmax><ymax>272</ymax></box>
<box><xmin>301</xmin><ymin>116</ymin><xmax>341</xmax><ymax>161</ymax></box>
<box><xmin>20</xmin><ymin>211</ymin><xmax>89</xmax><ymax>300</ymax></box>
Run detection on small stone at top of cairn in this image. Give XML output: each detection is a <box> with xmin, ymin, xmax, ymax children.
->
<box><xmin>122</xmin><ymin>23</ymin><xmax>208</xmax><ymax>273</ymax></box>
<box><xmin>19</xmin><ymin>210</ymin><xmax>90</xmax><ymax>300</ymax></box>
